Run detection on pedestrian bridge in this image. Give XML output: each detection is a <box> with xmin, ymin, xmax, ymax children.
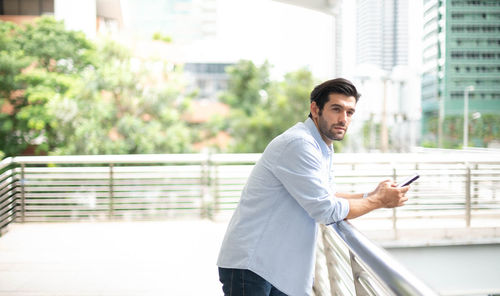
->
<box><xmin>1</xmin><ymin>152</ymin><xmax>500</xmax><ymax>295</ymax></box>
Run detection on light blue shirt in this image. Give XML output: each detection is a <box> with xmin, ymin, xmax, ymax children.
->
<box><xmin>217</xmin><ymin>118</ymin><xmax>350</xmax><ymax>296</ymax></box>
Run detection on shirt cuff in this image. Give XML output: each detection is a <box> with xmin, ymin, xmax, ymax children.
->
<box><xmin>326</xmin><ymin>196</ymin><xmax>350</xmax><ymax>225</ymax></box>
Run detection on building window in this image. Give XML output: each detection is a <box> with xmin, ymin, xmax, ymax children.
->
<box><xmin>0</xmin><ymin>0</ymin><xmax>54</xmax><ymax>15</ymax></box>
<box><xmin>452</xmin><ymin>13</ymin><xmax>465</xmax><ymax>19</ymax></box>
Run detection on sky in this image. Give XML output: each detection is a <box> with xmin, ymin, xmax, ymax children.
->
<box><xmin>215</xmin><ymin>0</ymin><xmax>338</xmax><ymax>79</ymax></box>
<box><xmin>120</xmin><ymin>0</ymin><xmax>343</xmax><ymax>80</ymax></box>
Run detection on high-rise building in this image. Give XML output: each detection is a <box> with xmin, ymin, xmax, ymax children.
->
<box><xmin>353</xmin><ymin>0</ymin><xmax>421</xmax><ymax>152</ymax></box>
<box><xmin>356</xmin><ymin>0</ymin><xmax>409</xmax><ymax>71</ymax></box>
<box><xmin>121</xmin><ymin>0</ymin><xmax>217</xmax><ymax>41</ymax></box>
<box><xmin>421</xmin><ymin>0</ymin><xmax>500</xmax><ymax>147</ymax></box>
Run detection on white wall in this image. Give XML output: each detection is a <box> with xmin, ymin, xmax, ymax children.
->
<box><xmin>54</xmin><ymin>0</ymin><xmax>96</xmax><ymax>38</ymax></box>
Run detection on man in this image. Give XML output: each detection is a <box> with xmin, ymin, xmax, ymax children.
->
<box><xmin>217</xmin><ymin>78</ymin><xmax>409</xmax><ymax>296</ymax></box>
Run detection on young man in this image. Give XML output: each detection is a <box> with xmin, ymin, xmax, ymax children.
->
<box><xmin>217</xmin><ymin>78</ymin><xmax>409</xmax><ymax>296</ymax></box>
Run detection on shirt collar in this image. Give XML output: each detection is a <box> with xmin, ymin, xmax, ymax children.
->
<box><xmin>304</xmin><ymin>117</ymin><xmax>334</xmax><ymax>157</ymax></box>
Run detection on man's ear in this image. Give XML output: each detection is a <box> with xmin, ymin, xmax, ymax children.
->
<box><xmin>310</xmin><ymin>101</ymin><xmax>319</xmax><ymax>119</ymax></box>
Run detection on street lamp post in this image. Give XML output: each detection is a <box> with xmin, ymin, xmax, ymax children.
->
<box><xmin>463</xmin><ymin>85</ymin><xmax>474</xmax><ymax>149</ymax></box>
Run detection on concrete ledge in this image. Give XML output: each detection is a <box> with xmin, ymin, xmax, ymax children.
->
<box><xmin>352</xmin><ymin>223</ymin><xmax>500</xmax><ymax>247</ymax></box>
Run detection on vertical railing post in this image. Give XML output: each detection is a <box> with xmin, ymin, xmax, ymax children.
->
<box><xmin>415</xmin><ymin>163</ymin><xmax>420</xmax><ymax>195</ymax></box>
<box><xmin>20</xmin><ymin>163</ymin><xmax>26</xmax><ymax>223</ymax></box>
<box><xmin>351</xmin><ymin>163</ymin><xmax>356</xmax><ymax>193</ymax></box>
<box><xmin>392</xmin><ymin>166</ymin><xmax>397</xmax><ymax>237</ymax></box>
<box><xmin>200</xmin><ymin>152</ymin><xmax>210</xmax><ymax>219</ymax></box>
<box><xmin>349</xmin><ymin>252</ymin><xmax>370</xmax><ymax>296</ymax></box>
<box><xmin>109</xmin><ymin>164</ymin><xmax>114</xmax><ymax>220</ymax></box>
<box><xmin>321</xmin><ymin>225</ymin><xmax>343</xmax><ymax>296</ymax></box>
<box><xmin>465</xmin><ymin>163</ymin><xmax>471</xmax><ymax>227</ymax></box>
<box><xmin>213</xmin><ymin>161</ymin><xmax>219</xmax><ymax>218</ymax></box>
<box><xmin>313</xmin><ymin>226</ymin><xmax>331</xmax><ymax>296</ymax></box>
<box><xmin>473</xmin><ymin>163</ymin><xmax>478</xmax><ymax>200</ymax></box>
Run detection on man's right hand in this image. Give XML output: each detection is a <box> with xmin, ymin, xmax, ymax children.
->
<box><xmin>367</xmin><ymin>179</ymin><xmax>409</xmax><ymax>208</ymax></box>
<box><xmin>345</xmin><ymin>180</ymin><xmax>409</xmax><ymax>220</ymax></box>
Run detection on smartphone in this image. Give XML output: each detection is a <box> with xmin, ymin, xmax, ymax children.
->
<box><xmin>397</xmin><ymin>174</ymin><xmax>420</xmax><ymax>187</ymax></box>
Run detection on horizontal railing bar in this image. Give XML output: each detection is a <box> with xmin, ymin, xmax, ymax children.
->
<box><xmin>332</xmin><ymin>220</ymin><xmax>439</xmax><ymax>296</ymax></box>
<box><xmin>0</xmin><ymin>195</ymin><xmax>17</xmax><ymax>208</ymax></box>
<box><xmin>0</xmin><ymin>213</ymin><xmax>16</xmax><ymax>229</ymax></box>
<box><xmin>23</xmin><ymin>179</ymin><xmax>203</xmax><ymax>186</ymax></box>
<box><xmin>9</xmin><ymin>153</ymin><xmax>500</xmax><ymax>165</ymax></box>
<box><xmin>0</xmin><ymin>170</ymin><xmax>17</xmax><ymax>184</ymax></box>
<box><xmin>0</xmin><ymin>204</ymin><xmax>17</xmax><ymax>222</ymax></box>
<box><xmin>23</xmin><ymin>204</ymin><xmax>202</xmax><ymax>211</ymax></box>
<box><xmin>0</xmin><ymin>157</ymin><xmax>14</xmax><ymax>172</ymax></box>
<box><xmin>24</xmin><ymin>197</ymin><xmax>202</xmax><ymax>203</ymax></box>
<box><xmin>20</xmin><ymin>166</ymin><xmax>205</xmax><ymax>173</ymax></box>
<box><xmin>22</xmin><ymin>208</ymin><xmax>201</xmax><ymax>216</ymax></box>
<box><xmin>21</xmin><ymin>212</ymin><xmax>200</xmax><ymax>221</ymax></box>
<box><xmin>23</xmin><ymin>185</ymin><xmax>206</xmax><ymax>192</ymax></box>
<box><xmin>11</xmin><ymin>154</ymin><xmax>210</xmax><ymax>164</ymax></box>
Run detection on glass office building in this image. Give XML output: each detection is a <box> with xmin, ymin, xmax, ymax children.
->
<box><xmin>357</xmin><ymin>0</ymin><xmax>409</xmax><ymax>71</ymax></box>
<box><xmin>421</xmin><ymin>0</ymin><xmax>500</xmax><ymax>147</ymax></box>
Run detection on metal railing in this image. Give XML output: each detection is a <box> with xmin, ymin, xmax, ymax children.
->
<box><xmin>0</xmin><ymin>154</ymin><xmax>259</xmax><ymax>227</ymax></box>
<box><xmin>1</xmin><ymin>152</ymin><xmax>500</xmax><ymax>231</ymax></box>
<box><xmin>0</xmin><ymin>158</ymin><xmax>17</xmax><ymax>235</ymax></box>
<box><xmin>314</xmin><ymin>222</ymin><xmax>439</xmax><ymax>296</ymax></box>
<box><xmin>1</xmin><ymin>152</ymin><xmax>499</xmax><ymax>295</ymax></box>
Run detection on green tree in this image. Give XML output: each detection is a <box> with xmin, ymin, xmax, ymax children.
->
<box><xmin>422</xmin><ymin>114</ymin><xmax>500</xmax><ymax>148</ymax></box>
<box><xmin>0</xmin><ymin>17</ymin><xmax>94</xmax><ymax>157</ymax></box>
<box><xmin>216</xmin><ymin>61</ymin><xmax>330</xmax><ymax>153</ymax></box>
<box><xmin>16</xmin><ymin>17</ymin><xmax>94</xmax><ymax>73</ymax></box>
<box><xmin>50</xmin><ymin>38</ymin><xmax>194</xmax><ymax>155</ymax></box>
<box><xmin>0</xmin><ymin>17</ymin><xmax>194</xmax><ymax>158</ymax></box>
<box><xmin>0</xmin><ymin>21</ymin><xmax>32</xmax><ymax>156</ymax></box>
<box><xmin>220</xmin><ymin>60</ymin><xmax>271</xmax><ymax>115</ymax></box>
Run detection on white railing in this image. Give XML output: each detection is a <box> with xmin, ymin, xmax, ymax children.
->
<box><xmin>1</xmin><ymin>152</ymin><xmax>499</xmax><ymax>295</ymax></box>
<box><xmin>1</xmin><ymin>152</ymin><xmax>499</xmax><ymax>227</ymax></box>
<box><xmin>314</xmin><ymin>222</ymin><xmax>439</xmax><ymax>296</ymax></box>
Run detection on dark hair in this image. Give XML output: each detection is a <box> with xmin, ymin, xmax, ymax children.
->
<box><xmin>308</xmin><ymin>78</ymin><xmax>361</xmax><ymax>118</ymax></box>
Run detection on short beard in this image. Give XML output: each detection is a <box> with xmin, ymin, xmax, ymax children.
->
<box><xmin>318</xmin><ymin>109</ymin><xmax>346</xmax><ymax>141</ymax></box>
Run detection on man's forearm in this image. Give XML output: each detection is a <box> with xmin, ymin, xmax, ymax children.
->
<box><xmin>345</xmin><ymin>197</ymin><xmax>380</xmax><ymax>219</ymax></box>
<box><xmin>336</xmin><ymin>192</ymin><xmax>365</xmax><ymax>199</ymax></box>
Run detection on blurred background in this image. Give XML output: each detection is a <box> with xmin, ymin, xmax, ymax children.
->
<box><xmin>1</xmin><ymin>1</ymin><xmax>500</xmax><ymax>296</ymax></box>
<box><xmin>1</xmin><ymin>0</ymin><xmax>498</xmax><ymax>158</ymax></box>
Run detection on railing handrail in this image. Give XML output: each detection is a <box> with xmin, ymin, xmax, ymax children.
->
<box><xmin>0</xmin><ymin>157</ymin><xmax>13</xmax><ymax>172</ymax></box>
<box><xmin>5</xmin><ymin>153</ymin><xmax>262</xmax><ymax>165</ymax></box>
<box><xmin>332</xmin><ymin>220</ymin><xmax>439</xmax><ymax>296</ymax></box>
<box><xmin>4</xmin><ymin>152</ymin><xmax>500</xmax><ymax>166</ymax></box>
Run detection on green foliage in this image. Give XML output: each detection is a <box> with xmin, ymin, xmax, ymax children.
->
<box><xmin>215</xmin><ymin>61</ymin><xmax>321</xmax><ymax>153</ymax></box>
<box><xmin>220</xmin><ymin>60</ymin><xmax>271</xmax><ymax>116</ymax></box>
<box><xmin>0</xmin><ymin>17</ymin><xmax>95</xmax><ymax>156</ymax></box>
<box><xmin>152</xmin><ymin>32</ymin><xmax>173</xmax><ymax>43</ymax></box>
<box><xmin>422</xmin><ymin>113</ymin><xmax>500</xmax><ymax>148</ymax></box>
<box><xmin>16</xmin><ymin>17</ymin><xmax>94</xmax><ymax>73</ymax></box>
<box><xmin>0</xmin><ymin>17</ymin><xmax>194</xmax><ymax>158</ymax></box>
<box><xmin>361</xmin><ymin>117</ymin><xmax>380</xmax><ymax>150</ymax></box>
<box><xmin>0</xmin><ymin>16</ymin><xmax>362</xmax><ymax>158</ymax></box>
<box><xmin>49</xmin><ymin>38</ymin><xmax>193</xmax><ymax>155</ymax></box>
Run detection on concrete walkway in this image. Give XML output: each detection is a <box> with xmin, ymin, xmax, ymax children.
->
<box><xmin>0</xmin><ymin>220</ymin><xmax>228</xmax><ymax>296</ymax></box>
<box><xmin>1</xmin><ymin>217</ymin><xmax>499</xmax><ymax>295</ymax></box>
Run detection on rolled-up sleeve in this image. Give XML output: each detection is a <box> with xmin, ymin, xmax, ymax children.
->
<box><xmin>272</xmin><ymin>138</ymin><xmax>349</xmax><ymax>224</ymax></box>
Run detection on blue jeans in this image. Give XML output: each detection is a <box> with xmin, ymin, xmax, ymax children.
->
<box><xmin>218</xmin><ymin>267</ymin><xmax>288</xmax><ymax>296</ymax></box>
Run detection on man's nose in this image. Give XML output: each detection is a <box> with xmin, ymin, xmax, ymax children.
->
<box><xmin>338</xmin><ymin>112</ymin><xmax>348</xmax><ymax>124</ymax></box>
